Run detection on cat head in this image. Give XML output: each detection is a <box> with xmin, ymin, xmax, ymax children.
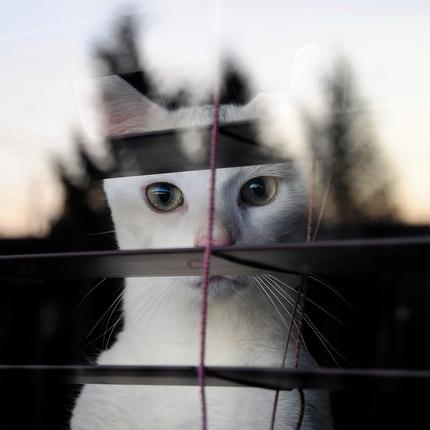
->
<box><xmin>102</xmin><ymin>77</ymin><xmax>308</xmax><ymax>299</ymax></box>
<box><xmin>101</xmin><ymin>76</ymin><xmax>309</xmax><ymax>250</ymax></box>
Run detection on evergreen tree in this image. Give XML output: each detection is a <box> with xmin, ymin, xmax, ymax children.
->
<box><xmin>305</xmin><ymin>57</ymin><xmax>398</xmax><ymax>224</ymax></box>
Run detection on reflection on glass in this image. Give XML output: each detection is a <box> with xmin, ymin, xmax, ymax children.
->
<box><xmin>0</xmin><ymin>3</ymin><xmax>429</xmax><ymax>430</ymax></box>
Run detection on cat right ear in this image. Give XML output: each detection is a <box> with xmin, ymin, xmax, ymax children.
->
<box><xmin>99</xmin><ymin>75</ymin><xmax>167</xmax><ymax>137</ymax></box>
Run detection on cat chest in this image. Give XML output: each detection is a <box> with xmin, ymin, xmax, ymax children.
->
<box><xmin>101</xmin><ymin>328</ymin><xmax>284</xmax><ymax>367</ymax></box>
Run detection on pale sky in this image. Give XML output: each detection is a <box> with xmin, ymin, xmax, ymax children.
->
<box><xmin>0</xmin><ymin>0</ymin><xmax>429</xmax><ymax>236</ymax></box>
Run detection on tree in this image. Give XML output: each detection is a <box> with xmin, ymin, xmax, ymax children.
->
<box><xmin>49</xmin><ymin>15</ymin><xmax>254</xmax><ymax>246</ymax></box>
<box><xmin>305</xmin><ymin>57</ymin><xmax>398</xmax><ymax>224</ymax></box>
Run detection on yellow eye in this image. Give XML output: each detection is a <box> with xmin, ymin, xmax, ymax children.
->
<box><xmin>145</xmin><ymin>182</ymin><xmax>183</xmax><ymax>212</ymax></box>
<box><xmin>239</xmin><ymin>176</ymin><xmax>278</xmax><ymax>206</ymax></box>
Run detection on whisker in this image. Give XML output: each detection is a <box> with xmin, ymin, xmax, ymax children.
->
<box><xmin>309</xmin><ymin>274</ymin><xmax>354</xmax><ymax>309</ymax></box>
<box><xmin>87</xmin><ymin>290</ymin><xmax>153</xmax><ymax>348</ymax></box>
<box><xmin>88</xmin><ymin>311</ymin><xmax>125</xmax><ymax>348</ymax></box>
<box><xmin>258</xmin><ymin>277</ymin><xmax>317</xmax><ymax>366</ymax></box>
<box><xmin>265</xmin><ymin>275</ymin><xmax>348</xmax><ymax>328</ymax></box>
<box><xmin>309</xmin><ymin>274</ymin><xmax>371</xmax><ymax>330</ymax></box>
<box><xmin>75</xmin><ymin>278</ymin><xmax>107</xmax><ymax>312</ymax></box>
<box><xmin>86</xmin><ymin>291</ymin><xmax>123</xmax><ymax>338</ymax></box>
<box><xmin>262</xmin><ymin>275</ymin><xmax>298</xmax><ymax>306</ymax></box>
<box><xmin>102</xmin><ymin>292</ymin><xmax>126</xmax><ymax>350</ymax></box>
<box><xmin>130</xmin><ymin>287</ymin><xmax>172</xmax><ymax>331</ymax></box>
<box><xmin>88</xmin><ymin>292</ymin><xmax>155</xmax><ymax>347</ymax></box>
<box><xmin>253</xmin><ymin>277</ymin><xmax>292</xmax><ymax>330</ymax></box>
<box><xmin>304</xmin><ymin>312</ymin><xmax>355</xmax><ymax>366</ymax></box>
<box><xmin>266</xmin><ymin>274</ymin><xmax>297</xmax><ymax>291</ymax></box>
<box><xmin>84</xmin><ymin>230</ymin><xmax>116</xmax><ymax>236</ymax></box>
<box><xmin>124</xmin><ymin>295</ymin><xmax>159</xmax><ymax>330</ymax></box>
<box><xmin>258</xmin><ymin>277</ymin><xmax>297</xmax><ymax>321</ymax></box>
<box><xmin>104</xmin><ymin>309</ymin><xmax>125</xmax><ymax>351</ymax></box>
<box><xmin>301</xmin><ymin>315</ymin><xmax>344</xmax><ymax>367</ymax></box>
<box><xmin>263</xmin><ymin>276</ymin><xmax>349</xmax><ymax>366</ymax></box>
<box><xmin>87</xmin><ymin>310</ymin><xmax>125</xmax><ymax>346</ymax></box>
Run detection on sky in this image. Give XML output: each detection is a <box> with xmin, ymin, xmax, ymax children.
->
<box><xmin>0</xmin><ymin>0</ymin><xmax>429</xmax><ymax>236</ymax></box>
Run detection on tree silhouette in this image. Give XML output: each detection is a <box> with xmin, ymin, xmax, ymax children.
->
<box><xmin>95</xmin><ymin>15</ymin><xmax>251</xmax><ymax>109</ymax></box>
<box><xmin>305</xmin><ymin>57</ymin><xmax>398</xmax><ymax>224</ymax></box>
<box><xmin>49</xmin><ymin>15</ymin><xmax>254</xmax><ymax>247</ymax></box>
<box><xmin>51</xmin><ymin>18</ymin><xmax>399</xmax><ymax>245</ymax></box>
<box><xmin>49</xmin><ymin>135</ymin><xmax>114</xmax><ymax>249</ymax></box>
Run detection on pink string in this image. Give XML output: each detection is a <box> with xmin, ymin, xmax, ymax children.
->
<box><xmin>198</xmin><ymin>93</ymin><xmax>221</xmax><ymax>430</ymax></box>
<box><xmin>293</xmin><ymin>159</ymin><xmax>316</xmax><ymax>367</ymax></box>
<box><xmin>293</xmin><ymin>158</ymin><xmax>316</xmax><ymax>430</ymax></box>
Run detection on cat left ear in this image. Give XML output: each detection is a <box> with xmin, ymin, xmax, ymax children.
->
<box><xmin>99</xmin><ymin>75</ymin><xmax>167</xmax><ymax>137</ymax></box>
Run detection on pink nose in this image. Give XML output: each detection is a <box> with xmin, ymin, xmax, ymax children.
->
<box><xmin>194</xmin><ymin>231</ymin><xmax>235</xmax><ymax>247</ymax></box>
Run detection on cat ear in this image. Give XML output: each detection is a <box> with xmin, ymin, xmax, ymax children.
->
<box><xmin>99</xmin><ymin>75</ymin><xmax>167</xmax><ymax>137</ymax></box>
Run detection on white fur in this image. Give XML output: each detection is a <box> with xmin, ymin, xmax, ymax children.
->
<box><xmin>71</xmin><ymin>77</ymin><xmax>333</xmax><ymax>429</ymax></box>
<box><xmin>71</xmin><ymin>165</ymin><xmax>333</xmax><ymax>429</ymax></box>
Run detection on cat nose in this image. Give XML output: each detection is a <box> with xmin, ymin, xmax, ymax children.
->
<box><xmin>194</xmin><ymin>230</ymin><xmax>235</xmax><ymax>247</ymax></box>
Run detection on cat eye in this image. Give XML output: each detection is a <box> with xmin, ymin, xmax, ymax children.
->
<box><xmin>145</xmin><ymin>182</ymin><xmax>184</xmax><ymax>212</ymax></box>
<box><xmin>239</xmin><ymin>176</ymin><xmax>278</xmax><ymax>206</ymax></box>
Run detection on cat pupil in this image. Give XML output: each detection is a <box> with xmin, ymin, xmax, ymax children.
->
<box><xmin>155</xmin><ymin>187</ymin><xmax>171</xmax><ymax>203</ymax></box>
<box><xmin>249</xmin><ymin>180</ymin><xmax>265</xmax><ymax>197</ymax></box>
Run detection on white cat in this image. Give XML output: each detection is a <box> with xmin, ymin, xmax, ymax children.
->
<box><xmin>71</xmin><ymin>77</ymin><xmax>333</xmax><ymax>430</ymax></box>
